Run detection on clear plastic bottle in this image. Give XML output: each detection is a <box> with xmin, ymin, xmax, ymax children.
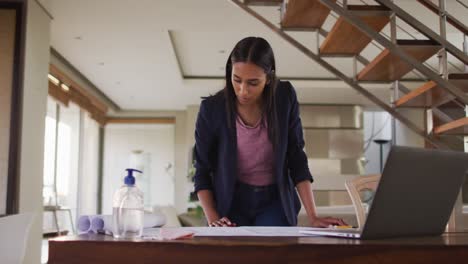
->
<box><xmin>112</xmin><ymin>168</ymin><xmax>144</xmax><ymax>239</ymax></box>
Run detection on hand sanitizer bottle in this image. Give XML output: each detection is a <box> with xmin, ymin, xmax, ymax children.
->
<box><xmin>112</xmin><ymin>168</ymin><xmax>144</xmax><ymax>239</ymax></box>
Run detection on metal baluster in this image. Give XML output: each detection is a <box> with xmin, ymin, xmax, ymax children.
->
<box><xmin>390</xmin><ymin>0</ymin><xmax>397</xmax><ymax>146</ymax></box>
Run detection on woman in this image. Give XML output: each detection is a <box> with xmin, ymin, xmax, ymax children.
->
<box><xmin>194</xmin><ymin>37</ymin><xmax>346</xmax><ymax>227</ymax></box>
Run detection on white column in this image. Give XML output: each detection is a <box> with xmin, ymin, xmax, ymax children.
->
<box><xmin>19</xmin><ymin>0</ymin><xmax>51</xmax><ymax>262</ymax></box>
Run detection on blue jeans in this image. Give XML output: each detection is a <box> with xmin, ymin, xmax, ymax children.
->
<box><xmin>227</xmin><ymin>181</ymin><xmax>290</xmax><ymax>226</ymax></box>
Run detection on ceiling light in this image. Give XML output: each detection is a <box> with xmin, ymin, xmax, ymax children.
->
<box><xmin>61</xmin><ymin>83</ymin><xmax>70</xmax><ymax>92</ymax></box>
<box><xmin>48</xmin><ymin>74</ymin><xmax>60</xmax><ymax>86</ymax></box>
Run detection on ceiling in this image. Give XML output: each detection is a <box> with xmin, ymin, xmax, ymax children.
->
<box><xmin>41</xmin><ymin>0</ymin><xmax>468</xmax><ymax>111</ymax></box>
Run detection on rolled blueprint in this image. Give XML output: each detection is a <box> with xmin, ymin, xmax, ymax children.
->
<box><xmin>77</xmin><ymin>213</ymin><xmax>166</xmax><ymax>234</ymax></box>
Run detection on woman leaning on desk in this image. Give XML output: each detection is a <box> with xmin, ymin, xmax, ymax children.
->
<box><xmin>193</xmin><ymin>37</ymin><xmax>346</xmax><ymax>228</ymax></box>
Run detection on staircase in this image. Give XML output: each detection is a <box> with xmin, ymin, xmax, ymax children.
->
<box><xmin>232</xmin><ymin>0</ymin><xmax>468</xmax><ymax>147</ymax></box>
<box><xmin>231</xmin><ymin>0</ymin><xmax>468</xmax><ymax>230</ymax></box>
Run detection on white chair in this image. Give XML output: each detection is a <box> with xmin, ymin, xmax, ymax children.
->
<box><xmin>43</xmin><ymin>205</ymin><xmax>75</xmax><ymax>235</ymax></box>
<box><xmin>0</xmin><ymin>213</ymin><xmax>35</xmax><ymax>264</ymax></box>
<box><xmin>345</xmin><ymin>174</ymin><xmax>381</xmax><ymax>228</ymax></box>
<box><xmin>154</xmin><ymin>206</ymin><xmax>181</xmax><ymax>227</ymax></box>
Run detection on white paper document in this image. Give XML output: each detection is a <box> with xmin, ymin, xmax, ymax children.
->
<box><xmin>143</xmin><ymin>226</ymin><xmax>320</xmax><ymax>239</ymax></box>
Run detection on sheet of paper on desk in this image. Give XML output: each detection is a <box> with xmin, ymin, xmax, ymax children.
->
<box><xmin>143</xmin><ymin>228</ymin><xmax>195</xmax><ymax>240</ymax></box>
<box><xmin>143</xmin><ymin>227</ymin><xmax>319</xmax><ymax>239</ymax></box>
<box><xmin>193</xmin><ymin>227</ymin><xmax>321</xmax><ymax>237</ymax></box>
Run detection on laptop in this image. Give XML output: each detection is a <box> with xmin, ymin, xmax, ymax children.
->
<box><xmin>300</xmin><ymin>146</ymin><xmax>468</xmax><ymax>240</ymax></box>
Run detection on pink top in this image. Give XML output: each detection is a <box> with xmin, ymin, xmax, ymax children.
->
<box><xmin>236</xmin><ymin>115</ymin><xmax>275</xmax><ymax>186</ymax></box>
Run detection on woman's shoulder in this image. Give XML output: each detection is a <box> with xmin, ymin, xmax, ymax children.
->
<box><xmin>202</xmin><ymin>89</ymin><xmax>224</xmax><ymax>102</ymax></box>
<box><xmin>200</xmin><ymin>90</ymin><xmax>224</xmax><ymax>110</ymax></box>
<box><xmin>198</xmin><ymin>90</ymin><xmax>225</xmax><ymax>123</ymax></box>
<box><xmin>276</xmin><ymin>80</ymin><xmax>297</xmax><ymax>102</ymax></box>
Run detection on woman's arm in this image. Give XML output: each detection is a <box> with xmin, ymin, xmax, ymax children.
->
<box><xmin>296</xmin><ymin>180</ymin><xmax>346</xmax><ymax>227</ymax></box>
<box><xmin>197</xmin><ymin>189</ymin><xmax>220</xmax><ymax>223</ymax></box>
<box><xmin>198</xmin><ymin>190</ymin><xmax>235</xmax><ymax>227</ymax></box>
<box><xmin>193</xmin><ymin>100</ymin><xmax>215</xmax><ymax>193</ymax></box>
<box><xmin>193</xmin><ymin>100</ymin><xmax>219</xmax><ymax>224</ymax></box>
<box><xmin>296</xmin><ymin>180</ymin><xmax>318</xmax><ymax>221</ymax></box>
<box><xmin>193</xmin><ymin>99</ymin><xmax>235</xmax><ymax>227</ymax></box>
<box><xmin>285</xmin><ymin>84</ymin><xmax>346</xmax><ymax>227</ymax></box>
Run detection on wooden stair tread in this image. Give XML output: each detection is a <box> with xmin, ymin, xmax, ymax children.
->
<box><xmin>357</xmin><ymin>40</ymin><xmax>441</xmax><ymax>81</ymax></box>
<box><xmin>449</xmin><ymin>73</ymin><xmax>468</xmax><ymax>82</ymax></box>
<box><xmin>320</xmin><ymin>5</ymin><xmax>390</xmax><ymax>55</ymax></box>
<box><xmin>281</xmin><ymin>0</ymin><xmax>335</xmax><ymax>30</ymax></box>
<box><xmin>394</xmin><ymin>81</ymin><xmax>439</xmax><ymax>107</ymax></box>
<box><xmin>244</xmin><ymin>0</ymin><xmax>282</xmax><ymax>6</ymax></box>
<box><xmin>434</xmin><ymin>117</ymin><xmax>468</xmax><ymax>135</ymax></box>
<box><xmin>346</xmin><ymin>5</ymin><xmax>390</xmax><ymax>12</ymax></box>
<box><xmin>395</xmin><ymin>73</ymin><xmax>468</xmax><ymax>108</ymax></box>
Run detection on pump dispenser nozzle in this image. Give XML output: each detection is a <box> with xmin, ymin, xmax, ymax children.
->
<box><xmin>124</xmin><ymin>168</ymin><xmax>143</xmax><ymax>185</ymax></box>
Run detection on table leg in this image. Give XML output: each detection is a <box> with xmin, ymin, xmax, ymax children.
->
<box><xmin>53</xmin><ymin>210</ymin><xmax>60</xmax><ymax>235</ymax></box>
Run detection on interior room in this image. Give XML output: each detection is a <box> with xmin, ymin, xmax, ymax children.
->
<box><xmin>1</xmin><ymin>0</ymin><xmax>468</xmax><ymax>263</ymax></box>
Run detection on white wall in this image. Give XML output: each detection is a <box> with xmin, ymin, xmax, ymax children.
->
<box><xmin>102</xmin><ymin>124</ymin><xmax>175</xmax><ymax>214</ymax></box>
<box><xmin>363</xmin><ymin>111</ymin><xmax>392</xmax><ymax>174</ymax></box>
<box><xmin>395</xmin><ymin>109</ymin><xmax>425</xmax><ymax>148</ymax></box>
<box><xmin>185</xmin><ymin>105</ymin><xmax>199</xmax><ymax>149</ymax></box>
<box><xmin>19</xmin><ymin>0</ymin><xmax>51</xmax><ymax>263</ymax></box>
<box><xmin>174</xmin><ymin>111</ymin><xmax>189</xmax><ymax>214</ymax></box>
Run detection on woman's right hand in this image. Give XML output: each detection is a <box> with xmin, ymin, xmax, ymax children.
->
<box><xmin>208</xmin><ymin>217</ymin><xmax>236</xmax><ymax>227</ymax></box>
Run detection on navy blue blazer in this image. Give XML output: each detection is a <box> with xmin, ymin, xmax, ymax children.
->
<box><xmin>193</xmin><ymin>81</ymin><xmax>313</xmax><ymax>225</ymax></box>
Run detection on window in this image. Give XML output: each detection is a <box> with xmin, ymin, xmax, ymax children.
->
<box><xmin>42</xmin><ymin>97</ymin><xmax>100</xmax><ymax>234</ymax></box>
<box><xmin>42</xmin><ymin>98</ymin><xmax>57</xmax><ymax>207</ymax></box>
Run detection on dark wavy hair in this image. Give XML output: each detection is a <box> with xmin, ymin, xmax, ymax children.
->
<box><xmin>218</xmin><ymin>36</ymin><xmax>279</xmax><ymax>149</ymax></box>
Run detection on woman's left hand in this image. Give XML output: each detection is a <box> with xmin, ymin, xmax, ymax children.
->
<box><xmin>309</xmin><ymin>216</ymin><xmax>347</xmax><ymax>228</ymax></box>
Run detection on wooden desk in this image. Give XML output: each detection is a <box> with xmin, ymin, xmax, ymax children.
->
<box><xmin>49</xmin><ymin>233</ymin><xmax>468</xmax><ymax>264</ymax></box>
